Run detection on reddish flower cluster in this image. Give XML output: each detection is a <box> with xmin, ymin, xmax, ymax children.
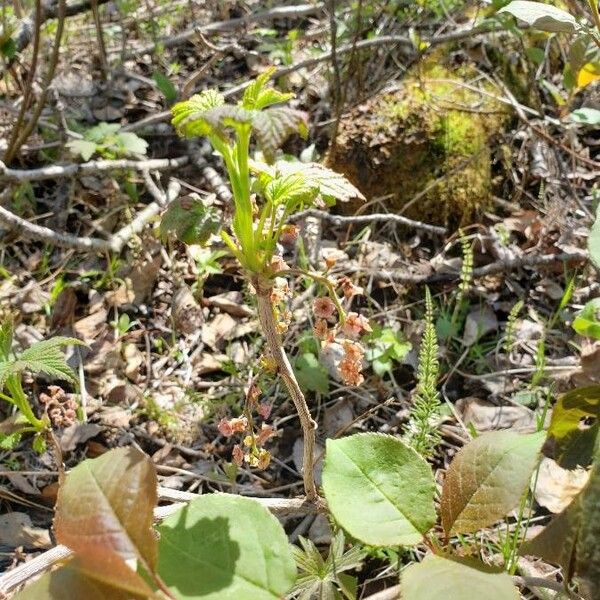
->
<box><xmin>310</xmin><ymin>277</ymin><xmax>371</xmax><ymax>387</ymax></box>
<box><xmin>217</xmin><ymin>382</ymin><xmax>276</xmax><ymax>470</ymax></box>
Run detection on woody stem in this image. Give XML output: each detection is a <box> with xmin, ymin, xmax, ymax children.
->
<box><xmin>255</xmin><ymin>288</ymin><xmax>318</xmax><ymax>501</ymax></box>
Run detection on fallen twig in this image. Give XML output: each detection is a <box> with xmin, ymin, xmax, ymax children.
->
<box><xmin>0</xmin><ymin>486</ymin><xmax>319</xmax><ymax>597</ymax></box>
<box><xmin>0</xmin><ymin>156</ymin><xmax>188</xmax><ymax>183</ymax></box>
<box><xmin>0</xmin><ymin>178</ymin><xmax>180</xmax><ymax>252</ymax></box>
<box><xmin>347</xmin><ymin>250</ymin><xmax>588</xmax><ymax>285</ymax></box>
<box><xmin>290</xmin><ymin>208</ymin><xmax>447</xmax><ymax>235</ymax></box>
<box><xmin>122</xmin><ymin>3</ymin><xmax>324</xmax><ymax>58</ymax></box>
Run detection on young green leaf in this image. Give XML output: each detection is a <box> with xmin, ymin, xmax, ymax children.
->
<box><xmin>0</xmin><ymin>336</ymin><xmax>83</xmax><ymax>389</ymax></box>
<box><xmin>241</xmin><ymin>67</ymin><xmax>294</xmax><ymax>110</ymax></box>
<box><xmin>115</xmin><ymin>131</ymin><xmax>148</xmax><ymax>156</ymax></box>
<box><xmin>54</xmin><ymin>447</ymin><xmax>158</xmax><ymax>595</ymax></box>
<box><xmin>153</xmin><ymin>71</ymin><xmax>178</xmax><ymax>104</ymax></box>
<box><xmin>545</xmin><ymin>386</ymin><xmax>600</xmax><ymax>469</ymax></box>
<box><xmin>157</xmin><ymin>494</ymin><xmax>296</xmax><ymax>600</ymax></box>
<box><xmin>160</xmin><ymin>197</ymin><xmax>221</xmax><ymax>245</ymax></box>
<box><xmin>440</xmin><ymin>431</ymin><xmax>545</xmax><ymax>535</ymax></box>
<box><xmin>401</xmin><ymin>554</ymin><xmax>519</xmax><ymax>600</ymax></box>
<box><xmin>66</xmin><ymin>139</ymin><xmax>98</xmax><ymax>161</ymax></box>
<box><xmin>171</xmin><ymin>90</ymin><xmax>226</xmax><ymax>138</ymax></box>
<box><xmin>252</xmin><ymin>108</ymin><xmax>308</xmax><ymax>162</ymax></box>
<box><xmin>499</xmin><ymin>1</ymin><xmax>579</xmax><ymax>34</ymax></box>
<box><xmin>322</xmin><ymin>433</ymin><xmax>436</xmax><ymax>546</ymax></box>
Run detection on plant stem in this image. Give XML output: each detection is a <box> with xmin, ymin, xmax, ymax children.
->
<box><xmin>254</xmin><ymin>284</ymin><xmax>318</xmax><ymax>500</ymax></box>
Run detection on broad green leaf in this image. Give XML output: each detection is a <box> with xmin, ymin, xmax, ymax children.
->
<box><xmin>157</xmin><ymin>494</ymin><xmax>296</xmax><ymax>600</ymax></box>
<box><xmin>276</xmin><ymin>161</ymin><xmax>365</xmax><ymax>204</ymax></box>
<box><xmin>171</xmin><ymin>90</ymin><xmax>225</xmax><ymax>138</ymax></box>
<box><xmin>153</xmin><ymin>71</ymin><xmax>178</xmax><ymax>104</ymax></box>
<box><xmin>440</xmin><ymin>431</ymin><xmax>545</xmax><ymax>535</ymax></box>
<box><xmin>294</xmin><ymin>352</ymin><xmax>329</xmax><ymax>394</ymax></box>
<box><xmin>160</xmin><ymin>197</ymin><xmax>221</xmax><ymax>245</ymax></box>
<box><xmin>116</xmin><ymin>131</ymin><xmax>148</xmax><ymax>156</ymax></box>
<box><xmin>322</xmin><ymin>433</ymin><xmax>436</xmax><ymax>546</ymax></box>
<box><xmin>401</xmin><ymin>554</ymin><xmax>519</xmax><ymax>600</ymax></box>
<box><xmin>263</xmin><ymin>173</ymin><xmax>315</xmax><ymax>206</ymax></box>
<box><xmin>569</xmin><ymin>107</ymin><xmax>600</xmax><ymax>124</ymax></box>
<box><xmin>0</xmin><ymin>336</ymin><xmax>82</xmax><ymax>389</ymax></box>
<box><xmin>589</xmin><ymin>203</ymin><xmax>600</xmax><ymax>271</ymax></box>
<box><xmin>499</xmin><ymin>1</ymin><xmax>579</xmax><ymax>34</ymax></box>
<box><xmin>572</xmin><ymin>298</ymin><xmax>600</xmax><ymax>339</ymax></box>
<box><xmin>66</xmin><ymin>139</ymin><xmax>97</xmax><ymax>161</ymax></box>
<box><xmin>13</xmin><ymin>560</ymin><xmax>149</xmax><ymax>600</ymax></box>
<box><xmin>546</xmin><ymin>386</ymin><xmax>600</xmax><ymax>469</ymax></box>
<box><xmin>54</xmin><ymin>447</ymin><xmax>157</xmax><ymax>596</ymax></box>
<box><xmin>253</xmin><ymin>108</ymin><xmax>308</xmax><ymax>163</ymax></box>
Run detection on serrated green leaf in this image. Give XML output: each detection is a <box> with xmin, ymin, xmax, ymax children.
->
<box><xmin>253</xmin><ymin>108</ymin><xmax>307</xmax><ymax>163</ymax></box>
<box><xmin>171</xmin><ymin>90</ymin><xmax>225</xmax><ymax>138</ymax></box>
<box><xmin>573</xmin><ymin>298</ymin><xmax>600</xmax><ymax>339</ymax></box>
<box><xmin>160</xmin><ymin>197</ymin><xmax>221</xmax><ymax>245</ymax></box>
<box><xmin>0</xmin><ymin>336</ymin><xmax>83</xmax><ymax>389</ymax></box>
<box><xmin>322</xmin><ymin>433</ymin><xmax>436</xmax><ymax>546</ymax></box>
<box><xmin>276</xmin><ymin>161</ymin><xmax>365</xmax><ymax>204</ymax></box>
<box><xmin>294</xmin><ymin>352</ymin><xmax>329</xmax><ymax>394</ymax></box>
<box><xmin>157</xmin><ymin>494</ymin><xmax>296</xmax><ymax>599</ymax></box>
<box><xmin>85</xmin><ymin>122</ymin><xmax>121</xmax><ymax>143</ymax></box>
<box><xmin>499</xmin><ymin>1</ymin><xmax>579</xmax><ymax>34</ymax></box>
<box><xmin>401</xmin><ymin>554</ymin><xmax>519</xmax><ymax>600</ymax></box>
<box><xmin>263</xmin><ymin>173</ymin><xmax>316</xmax><ymax>206</ymax></box>
<box><xmin>0</xmin><ymin>431</ymin><xmax>22</xmax><ymax>450</ymax></box>
<box><xmin>66</xmin><ymin>139</ymin><xmax>98</xmax><ymax>161</ymax></box>
<box><xmin>440</xmin><ymin>431</ymin><xmax>545</xmax><ymax>535</ymax></box>
<box><xmin>546</xmin><ymin>386</ymin><xmax>600</xmax><ymax>469</ymax></box>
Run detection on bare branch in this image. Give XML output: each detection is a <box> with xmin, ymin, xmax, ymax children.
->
<box><xmin>0</xmin><ymin>156</ymin><xmax>188</xmax><ymax>183</ymax></box>
<box><xmin>290</xmin><ymin>208</ymin><xmax>447</xmax><ymax>235</ymax></box>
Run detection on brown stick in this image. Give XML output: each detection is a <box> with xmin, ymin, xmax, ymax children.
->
<box><xmin>255</xmin><ymin>287</ymin><xmax>318</xmax><ymax>501</ymax></box>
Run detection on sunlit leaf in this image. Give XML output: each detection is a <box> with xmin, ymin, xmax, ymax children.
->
<box><xmin>66</xmin><ymin>139</ymin><xmax>97</xmax><ymax>161</ymax></box>
<box><xmin>160</xmin><ymin>197</ymin><xmax>221</xmax><ymax>245</ymax></box>
<box><xmin>322</xmin><ymin>433</ymin><xmax>436</xmax><ymax>546</ymax></box>
<box><xmin>440</xmin><ymin>431</ymin><xmax>545</xmax><ymax>535</ymax></box>
<box><xmin>54</xmin><ymin>447</ymin><xmax>157</xmax><ymax>595</ymax></box>
<box><xmin>275</xmin><ymin>161</ymin><xmax>365</xmax><ymax>204</ymax></box>
<box><xmin>499</xmin><ymin>1</ymin><xmax>579</xmax><ymax>34</ymax></box>
<box><xmin>116</xmin><ymin>131</ymin><xmax>148</xmax><ymax>156</ymax></box>
<box><xmin>242</xmin><ymin>67</ymin><xmax>294</xmax><ymax>110</ymax></box>
<box><xmin>0</xmin><ymin>336</ymin><xmax>83</xmax><ymax>389</ymax></box>
<box><xmin>577</xmin><ymin>62</ymin><xmax>600</xmax><ymax>89</ymax></box>
<box><xmin>157</xmin><ymin>494</ymin><xmax>296</xmax><ymax>599</ymax></box>
<box><xmin>545</xmin><ymin>386</ymin><xmax>600</xmax><ymax>469</ymax></box>
<box><xmin>171</xmin><ymin>90</ymin><xmax>225</xmax><ymax>138</ymax></box>
<box><xmin>569</xmin><ymin>107</ymin><xmax>600</xmax><ymax>124</ymax></box>
<box><xmin>401</xmin><ymin>554</ymin><xmax>519</xmax><ymax>600</ymax></box>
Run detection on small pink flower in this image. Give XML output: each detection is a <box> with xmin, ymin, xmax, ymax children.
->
<box><xmin>218</xmin><ymin>416</ymin><xmax>248</xmax><ymax>437</ymax></box>
<box><xmin>258</xmin><ymin>402</ymin><xmax>272</xmax><ymax>420</ymax></box>
<box><xmin>313</xmin><ymin>318</ymin><xmax>329</xmax><ymax>340</ymax></box>
<box><xmin>342</xmin><ymin>312</ymin><xmax>372</xmax><ymax>338</ymax></box>
<box><xmin>339</xmin><ymin>358</ymin><xmax>364</xmax><ymax>386</ymax></box>
<box><xmin>338</xmin><ymin>277</ymin><xmax>363</xmax><ymax>299</ymax></box>
<box><xmin>232</xmin><ymin>444</ymin><xmax>244</xmax><ymax>467</ymax></box>
<box><xmin>257</xmin><ymin>423</ymin><xmax>275</xmax><ymax>446</ymax></box>
<box><xmin>280</xmin><ymin>224</ymin><xmax>299</xmax><ymax>245</ymax></box>
<box><xmin>313</xmin><ymin>297</ymin><xmax>337</xmax><ymax>319</ymax></box>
